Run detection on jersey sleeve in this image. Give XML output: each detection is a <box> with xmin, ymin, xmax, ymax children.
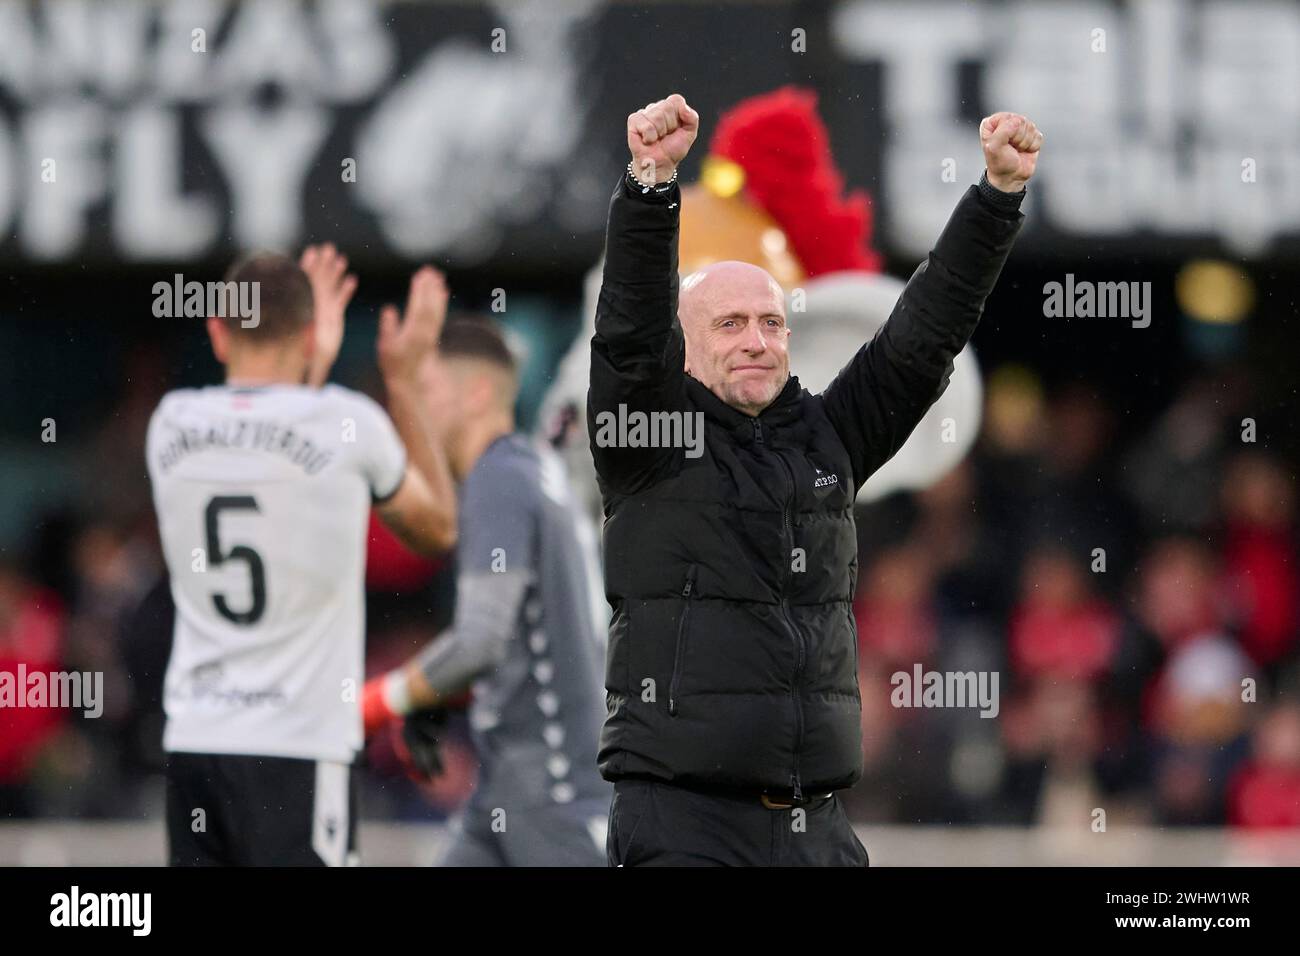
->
<box><xmin>144</xmin><ymin>401</ymin><xmax>165</xmax><ymax>485</ymax></box>
<box><xmin>334</xmin><ymin>387</ymin><xmax>407</xmax><ymax>503</ymax></box>
<box><xmin>413</xmin><ymin>450</ymin><xmax>538</xmax><ymax>695</ymax></box>
<box><xmin>459</xmin><ymin>452</ymin><xmax>538</xmax><ymax>575</ymax></box>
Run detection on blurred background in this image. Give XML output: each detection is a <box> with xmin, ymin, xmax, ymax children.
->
<box><xmin>1</xmin><ymin>0</ymin><xmax>1298</xmax><ymax>864</ymax></box>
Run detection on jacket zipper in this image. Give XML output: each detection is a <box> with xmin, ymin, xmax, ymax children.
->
<box><xmin>668</xmin><ymin>564</ymin><xmax>698</xmax><ymax>716</ymax></box>
<box><xmin>753</xmin><ymin>419</ymin><xmax>806</xmax><ymax>802</ymax></box>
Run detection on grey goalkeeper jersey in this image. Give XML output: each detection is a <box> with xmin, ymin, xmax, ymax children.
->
<box><xmin>419</xmin><ymin>433</ymin><xmax>609</xmax><ymax>807</ymax></box>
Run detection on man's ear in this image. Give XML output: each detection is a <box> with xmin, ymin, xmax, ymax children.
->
<box><xmin>678</xmin><ymin>316</ymin><xmax>691</xmax><ymax>374</ymax></box>
<box><xmin>470</xmin><ymin>371</ymin><xmax>497</xmax><ymax>415</ymax></box>
<box><xmin>207</xmin><ymin>317</ymin><xmax>230</xmax><ymax>365</ymax></box>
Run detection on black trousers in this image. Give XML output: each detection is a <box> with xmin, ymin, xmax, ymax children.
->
<box><xmin>606</xmin><ymin>778</ymin><xmax>870</xmax><ymax>867</ymax></box>
<box><xmin>165</xmin><ymin>752</ymin><xmax>358</xmax><ymax>866</ymax></box>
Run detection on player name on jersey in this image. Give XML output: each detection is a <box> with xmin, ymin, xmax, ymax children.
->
<box><xmin>154</xmin><ymin>417</ymin><xmax>336</xmax><ymax>476</ymax></box>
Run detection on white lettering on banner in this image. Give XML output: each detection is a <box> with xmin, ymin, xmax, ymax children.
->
<box><xmin>0</xmin><ymin>0</ymin><xmax>394</xmax><ymax>259</ymax></box>
<box><xmin>352</xmin><ymin>1</ymin><xmax>592</xmax><ymax>260</ymax></box>
<box><xmin>200</xmin><ymin>106</ymin><xmax>330</xmax><ymax>250</ymax></box>
<box><xmin>0</xmin><ymin>0</ymin><xmax>392</xmax><ymax>101</ymax></box>
<box><xmin>0</xmin><ymin>0</ymin><xmax>589</xmax><ymax>263</ymax></box>
<box><xmin>114</xmin><ymin>107</ymin><xmax>219</xmax><ymax>258</ymax></box>
<box><xmin>832</xmin><ymin>0</ymin><xmax>1300</xmax><ymax>257</ymax></box>
<box><xmin>20</xmin><ymin>102</ymin><xmax>107</xmax><ymax>258</ymax></box>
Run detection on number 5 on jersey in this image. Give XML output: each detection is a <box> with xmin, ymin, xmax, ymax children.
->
<box><xmin>205</xmin><ymin>495</ymin><xmax>267</xmax><ymax>626</ymax></box>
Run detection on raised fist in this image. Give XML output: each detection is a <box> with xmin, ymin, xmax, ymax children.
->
<box><xmin>980</xmin><ymin>112</ymin><xmax>1044</xmax><ymax>193</ymax></box>
<box><xmin>627</xmin><ymin>93</ymin><xmax>699</xmax><ymax>186</ymax></box>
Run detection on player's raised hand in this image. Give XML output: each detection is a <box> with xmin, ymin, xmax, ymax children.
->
<box><xmin>378</xmin><ymin>266</ymin><xmax>448</xmax><ymax>383</ymax></box>
<box><xmin>980</xmin><ymin>112</ymin><xmax>1044</xmax><ymax>193</ymax></box>
<box><xmin>627</xmin><ymin>93</ymin><xmax>699</xmax><ymax>186</ymax></box>
<box><xmin>300</xmin><ymin>243</ymin><xmax>358</xmax><ymax>387</ymax></box>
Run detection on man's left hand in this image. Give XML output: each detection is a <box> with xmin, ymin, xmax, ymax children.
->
<box><xmin>980</xmin><ymin>112</ymin><xmax>1044</xmax><ymax>193</ymax></box>
<box><xmin>300</xmin><ymin>243</ymin><xmax>357</xmax><ymax>387</ymax></box>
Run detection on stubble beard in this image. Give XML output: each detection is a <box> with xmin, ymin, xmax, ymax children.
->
<box><xmin>724</xmin><ymin>369</ymin><xmax>788</xmax><ymax>418</ymax></box>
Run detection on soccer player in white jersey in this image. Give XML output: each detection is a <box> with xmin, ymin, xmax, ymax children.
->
<box><xmin>146</xmin><ymin>248</ymin><xmax>458</xmax><ymax>865</ymax></box>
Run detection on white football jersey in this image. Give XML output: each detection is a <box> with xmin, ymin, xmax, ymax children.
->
<box><xmin>146</xmin><ymin>383</ymin><xmax>406</xmax><ymax>763</ymax></box>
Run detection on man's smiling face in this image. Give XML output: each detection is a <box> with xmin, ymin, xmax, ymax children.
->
<box><xmin>679</xmin><ymin>261</ymin><xmax>790</xmax><ymax>417</ymax></box>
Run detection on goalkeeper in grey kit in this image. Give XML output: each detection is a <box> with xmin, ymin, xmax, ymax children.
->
<box><xmin>364</xmin><ymin>315</ymin><xmax>610</xmax><ymax>867</ymax></box>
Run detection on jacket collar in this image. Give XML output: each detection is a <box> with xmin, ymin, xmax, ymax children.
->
<box><xmin>685</xmin><ymin>373</ymin><xmax>804</xmax><ymax>444</ymax></box>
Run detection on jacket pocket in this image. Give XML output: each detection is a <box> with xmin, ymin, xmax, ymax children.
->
<box><xmin>667</xmin><ymin>565</ymin><xmax>698</xmax><ymax>716</ymax></box>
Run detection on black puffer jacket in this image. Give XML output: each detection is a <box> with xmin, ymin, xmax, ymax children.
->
<box><xmin>589</xmin><ymin>172</ymin><xmax>1023</xmax><ymax>797</ymax></box>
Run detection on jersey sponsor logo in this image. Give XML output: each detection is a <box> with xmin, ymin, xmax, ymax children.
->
<box><xmin>173</xmin><ymin>662</ymin><xmax>287</xmax><ymax>709</ymax></box>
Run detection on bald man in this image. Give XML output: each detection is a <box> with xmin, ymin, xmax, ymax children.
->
<box><xmin>590</xmin><ymin>94</ymin><xmax>1041</xmax><ymax>866</ymax></box>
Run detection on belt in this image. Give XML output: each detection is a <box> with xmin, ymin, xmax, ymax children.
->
<box><xmin>617</xmin><ymin>776</ymin><xmax>835</xmax><ymax>809</ymax></box>
<box><xmin>760</xmin><ymin>790</ymin><xmax>834</xmax><ymax>810</ymax></box>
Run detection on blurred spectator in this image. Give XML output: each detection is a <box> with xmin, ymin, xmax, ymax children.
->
<box><xmin>1146</xmin><ymin>635</ymin><xmax>1254</xmax><ymax>825</ymax></box>
<box><xmin>1227</xmin><ymin>702</ymin><xmax>1300</xmax><ymax>828</ymax></box>
<box><xmin>1031</xmin><ymin>386</ymin><xmax>1137</xmax><ymax>588</ymax></box>
<box><xmin>1009</xmin><ymin>546</ymin><xmax>1121</xmax><ymax>683</ymax></box>
<box><xmin>968</xmin><ymin>365</ymin><xmax>1051</xmax><ymax>615</ymax></box>
<box><xmin>912</xmin><ymin>459</ymin><xmax>1015</xmax><ymax>624</ymax></box>
<box><xmin>1135</xmin><ymin>537</ymin><xmax>1227</xmax><ymax>652</ymax></box>
<box><xmin>1123</xmin><ymin>374</ymin><xmax>1241</xmax><ymax>535</ymax></box>
<box><xmin>0</xmin><ymin>561</ymin><xmax>67</xmax><ymax>818</ymax></box>
<box><xmin>81</xmin><ymin>346</ymin><xmax>169</xmax><ymax>527</ymax></box>
<box><xmin>854</xmin><ymin>544</ymin><xmax>937</xmax><ymax>665</ymax></box>
<box><xmin>58</xmin><ymin>519</ymin><xmax>160</xmax><ymax>817</ymax></box>
<box><xmin>999</xmin><ymin>678</ymin><xmax>1105</xmax><ymax>826</ymax></box>
<box><xmin>1218</xmin><ymin>453</ymin><xmax>1299</xmax><ymax>670</ymax></box>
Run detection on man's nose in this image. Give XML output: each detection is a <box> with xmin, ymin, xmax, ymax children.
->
<box><xmin>741</xmin><ymin>320</ymin><xmax>767</xmax><ymax>353</ymax></box>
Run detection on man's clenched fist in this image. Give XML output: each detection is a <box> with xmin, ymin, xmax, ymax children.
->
<box><xmin>980</xmin><ymin>112</ymin><xmax>1044</xmax><ymax>193</ymax></box>
<box><xmin>628</xmin><ymin>93</ymin><xmax>699</xmax><ymax>186</ymax></box>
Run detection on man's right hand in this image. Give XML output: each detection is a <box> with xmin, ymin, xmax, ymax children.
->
<box><xmin>374</xmin><ymin>266</ymin><xmax>459</xmax><ymax>556</ymax></box>
<box><xmin>398</xmin><ymin>707</ymin><xmax>450</xmax><ymax>780</ymax></box>
<box><xmin>627</xmin><ymin>93</ymin><xmax>699</xmax><ymax>186</ymax></box>
<box><xmin>980</xmin><ymin>112</ymin><xmax>1043</xmax><ymax>193</ymax></box>
<box><xmin>377</xmin><ymin>266</ymin><xmax>448</xmax><ymax>385</ymax></box>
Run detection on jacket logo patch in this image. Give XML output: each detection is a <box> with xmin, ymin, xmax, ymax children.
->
<box><xmin>812</xmin><ymin>472</ymin><xmax>839</xmax><ymax>489</ymax></box>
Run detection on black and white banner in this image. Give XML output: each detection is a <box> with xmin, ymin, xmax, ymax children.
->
<box><xmin>0</xmin><ymin>0</ymin><xmax>1297</xmax><ymax>273</ymax></box>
